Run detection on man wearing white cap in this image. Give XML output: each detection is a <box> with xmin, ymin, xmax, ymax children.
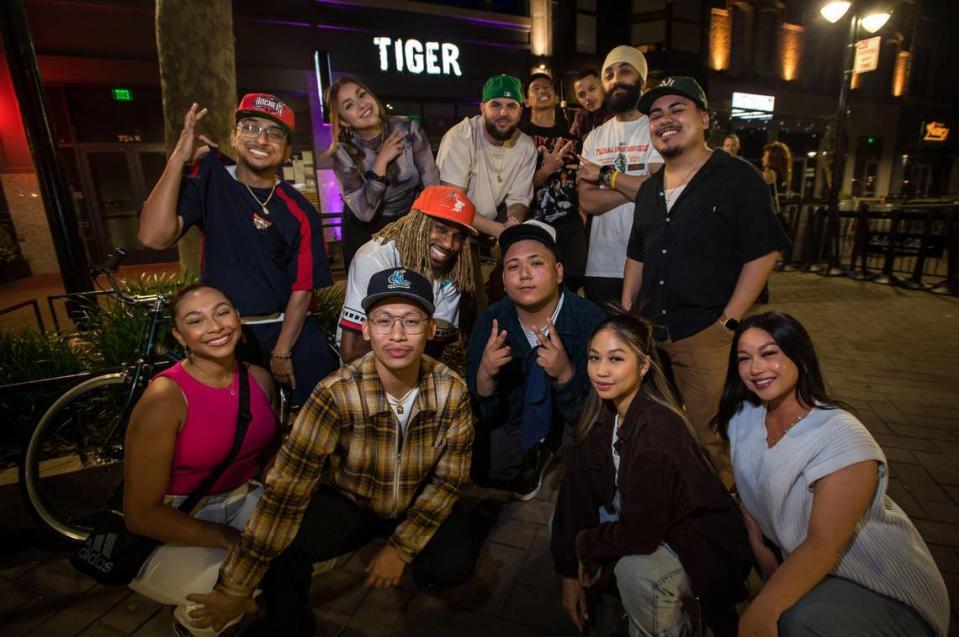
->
<box><xmin>577</xmin><ymin>45</ymin><xmax>663</xmax><ymax>308</ymax></box>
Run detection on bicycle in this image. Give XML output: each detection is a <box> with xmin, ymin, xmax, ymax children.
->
<box><xmin>19</xmin><ymin>249</ymin><xmax>181</xmax><ymax>542</ymax></box>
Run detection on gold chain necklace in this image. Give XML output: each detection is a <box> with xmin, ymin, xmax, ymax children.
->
<box><xmin>186</xmin><ymin>361</ymin><xmax>236</xmax><ymax>395</ymax></box>
<box><xmin>765</xmin><ymin>408</ymin><xmax>810</xmax><ymax>447</ymax></box>
<box><xmin>664</xmin><ymin>151</ymin><xmax>711</xmax><ymax>209</ymax></box>
<box><xmin>386</xmin><ymin>386</ymin><xmax>418</xmax><ymax>415</ymax></box>
<box><xmin>244</xmin><ymin>180</ymin><xmax>278</xmax><ymax>216</ymax></box>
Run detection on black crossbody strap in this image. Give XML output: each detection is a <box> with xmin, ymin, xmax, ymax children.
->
<box><xmin>176</xmin><ymin>364</ymin><xmax>253</xmax><ymax>514</ymax></box>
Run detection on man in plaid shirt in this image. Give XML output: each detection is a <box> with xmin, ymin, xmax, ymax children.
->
<box><xmin>187</xmin><ymin>267</ymin><xmax>478</xmax><ymax>635</ymax></box>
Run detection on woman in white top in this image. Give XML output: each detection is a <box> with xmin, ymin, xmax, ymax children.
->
<box><xmin>716</xmin><ymin>311</ymin><xmax>949</xmax><ymax>637</ymax></box>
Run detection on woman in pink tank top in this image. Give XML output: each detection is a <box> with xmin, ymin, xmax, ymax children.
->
<box><xmin>123</xmin><ymin>284</ymin><xmax>279</xmax><ymax>636</ymax></box>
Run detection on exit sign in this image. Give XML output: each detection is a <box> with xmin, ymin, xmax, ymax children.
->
<box><xmin>112</xmin><ymin>88</ymin><xmax>133</xmax><ymax>102</ymax></box>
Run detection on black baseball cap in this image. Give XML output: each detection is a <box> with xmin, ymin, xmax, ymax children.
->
<box><xmin>637</xmin><ymin>76</ymin><xmax>708</xmax><ymax>115</ymax></box>
<box><xmin>499</xmin><ymin>220</ymin><xmax>562</xmax><ymax>263</ymax></box>
<box><xmin>361</xmin><ymin>268</ymin><xmax>435</xmax><ymax>315</ymax></box>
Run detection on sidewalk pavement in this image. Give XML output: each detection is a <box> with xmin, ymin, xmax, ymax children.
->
<box><xmin>1</xmin><ymin>271</ymin><xmax>958</xmax><ymax>636</ymax></box>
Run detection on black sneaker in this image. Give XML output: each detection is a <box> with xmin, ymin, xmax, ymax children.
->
<box><xmin>511</xmin><ymin>444</ymin><xmax>554</xmax><ymax>501</ymax></box>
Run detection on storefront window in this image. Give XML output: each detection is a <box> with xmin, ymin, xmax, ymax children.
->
<box><xmin>852</xmin><ymin>136</ymin><xmax>883</xmax><ymax>197</ymax></box>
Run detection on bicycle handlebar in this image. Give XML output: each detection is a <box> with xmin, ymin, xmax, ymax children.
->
<box><xmin>91</xmin><ymin>248</ymin><xmax>170</xmax><ymax>307</ymax></box>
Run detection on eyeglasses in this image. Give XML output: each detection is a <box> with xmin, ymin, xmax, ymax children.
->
<box><xmin>237</xmin><ymin>121</ymin><xmax>288</xmax><ymax>143</ymax></box>
<box><xmin>368</xmin><ymin>314</ymin><xmax>429</xmax><ymax>335</ymax></box>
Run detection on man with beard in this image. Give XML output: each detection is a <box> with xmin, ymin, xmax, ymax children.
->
<box><xmin>520</xmin><ymin>73</ymin><xmax>587</xmax><ymax>293</ymax></box>
<box><xmin>577</xmin><ymin>46</ymin><xmax>663</xmax><ymax>308</ymax></box>
<box><xmin>436</xmin><ymin>74</ymin><xmax>536</xmax><ymax>239</ymax></box>
<box><xmin>138</xmin><ymin>95</ymin><xmax>337</xmax><ymax>407</ymax></box>
<box><xmin>624</xmin><ymin>77</ymin><xmax>787</xmax><ymax>475</ymax></box>
<box><xmin>337</xmin><ymin>185</ymin><xmax>478</xmax><ymax>363</ymax></box>
<box><xmin>569</xmin><ymin>69</ymin><xmax>611</xmax><ymax>140</ymax></box>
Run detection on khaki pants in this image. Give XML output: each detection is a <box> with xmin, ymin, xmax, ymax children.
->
<box><xmin>659</xmin><ymin>322</ymin><xmax>732</xmax><ymax>482</ymax></box>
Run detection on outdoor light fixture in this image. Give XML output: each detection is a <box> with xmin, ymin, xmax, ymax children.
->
<box><xmin>807</xmin><ymin>151</ymin><xmax>818</xmax><ymax>158</ymax></box>
<box><xmin>820</xmin><ymin>1</ymin><xmax>851</xmax><ymax>23</ymax></box>
<box><xmin>861</xmin><ymin>11</ymin><xmax>891</xmax><ymax>33</ymax></box>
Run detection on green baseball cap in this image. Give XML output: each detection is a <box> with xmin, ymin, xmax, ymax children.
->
<box><xmin>482</xmin><ymin>74</ymin><xmax>524</xmax><ymax>103</ymax></box>
<box><xmin>637</xmin><ymin>76</ymin><xmax>708</xmax><ymax>115</ymax></box>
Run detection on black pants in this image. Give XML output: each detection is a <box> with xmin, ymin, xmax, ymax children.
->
<box><xmin>584</xmin><ymin>276</ymin><xmax>623</xmax><ymax>311</ymax></box>
<box><xmin>239</xmin><ymin>319</ymin><xmax>338</xmax><ymax>407</ymax></box>
<box><xmin>256</xmin><ymin>487</ymin><xmax>479</xmax><ymax>635</ymax></box>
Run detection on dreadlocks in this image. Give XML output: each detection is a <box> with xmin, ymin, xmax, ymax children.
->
<box><xmin>374</xmin><ymin>209</ymin><xmax>476</xmax><ymax>294</ymax></box>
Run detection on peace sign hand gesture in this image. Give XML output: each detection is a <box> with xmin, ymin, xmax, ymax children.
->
<box><xmin>534</xmin><ymin>318</ymin><xmax>573</xmax><ymax>385</ymax></box>
<box><xmin>540</xmin><ymin>139</ymin><xmax>576</xmax><ymax>175</ymax></box>
<box><xmin>475</xmin><ymin>319</ymin><xmax>511</xmax><ymax>397</ymax></box>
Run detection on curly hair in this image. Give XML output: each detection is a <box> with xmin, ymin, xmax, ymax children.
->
<box><xmin>763</xmin><ymin>141</ymin><xmax>793</xmax><ymax>187</ymax></box>
<box><xmin>374</xmin><ymin>210</ymin><xmax>476</xmax><ymax>294</ymax></box>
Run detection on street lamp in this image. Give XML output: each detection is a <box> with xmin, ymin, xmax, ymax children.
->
<box><xmin>820</xmin><ymin>1</ymin><xmax>891</xmax><ymax>210</ymax></box>
<box><xmin>816</xmin><ymin>2</ymin><xmax>890</xmax><ymax>276</ymax></box>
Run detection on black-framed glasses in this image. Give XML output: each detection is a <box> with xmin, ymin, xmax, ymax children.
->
<box><xmin>368</xmin><ymin>314</ymin><xmax>429</xmax><ymax>335</ymax></box>
<box><xmin>237</xmin><ymin>121</ymin><xmax>287</xmax><ymax>143</ymax></box>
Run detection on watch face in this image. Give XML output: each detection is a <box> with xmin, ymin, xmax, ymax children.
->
<box><xmin>725</xmin><ymin>318</ymin><xmax>740</xmax><ymax>331</ymax></box>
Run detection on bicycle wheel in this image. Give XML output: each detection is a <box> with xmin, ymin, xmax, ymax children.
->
<box><xmin>20</xmin><ymin>373</ymin><xmax>133</xmax><ymax>542</ymax></box>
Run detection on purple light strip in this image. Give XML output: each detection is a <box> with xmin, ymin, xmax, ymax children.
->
<box><xmin>313</xmin><ymin>0</ymin><xmax>530</xmax><ymax>32</ymax></box>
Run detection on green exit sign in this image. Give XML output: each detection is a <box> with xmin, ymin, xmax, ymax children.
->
<box><xmin>112</xmin><ymin>88</ymin><xmax>133</xmax><ymax>102</ymax></box>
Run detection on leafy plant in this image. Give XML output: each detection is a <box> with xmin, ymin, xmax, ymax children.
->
<box><xmin>312</xmin><ymin>282</ymin><xmax>346</xmax><ymax>337</ymax></box>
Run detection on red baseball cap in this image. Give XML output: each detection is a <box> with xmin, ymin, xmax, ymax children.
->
<box><xmin>413</xmin><ymin>186</ymin><xmax>478</xmax><ymax>236</ymax></box>
<box><xmin>235</xmin><ymin>93</ymin><xmax>295</xmax><ymax>135</ymax></box>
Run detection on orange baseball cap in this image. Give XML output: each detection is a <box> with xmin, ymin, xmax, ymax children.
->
<box><xmin>413</xmin><ymin>185</ymin><xmax>478</xmax><ymax>236</ymax></box>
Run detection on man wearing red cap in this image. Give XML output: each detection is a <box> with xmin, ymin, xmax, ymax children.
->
<box><xmin>139</xmin><ymin>95</ymin><xmax>336</xmax><ymax>406</ymax></box>
<box><xmin>338</xmin><ymin>185</ymin><xmax>479</xmax><ymax>363</ymax></box>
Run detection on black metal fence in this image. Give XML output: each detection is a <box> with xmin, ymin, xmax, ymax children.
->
<box><xmin>776</xmin><ymin>198</ymin><xmax>959</xmax><ymax>296</ymax></box>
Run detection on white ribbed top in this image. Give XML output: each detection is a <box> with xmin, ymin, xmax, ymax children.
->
<box><xmin>729</xmin><ymin>403</ymin><xmax>950</xmax><ymax>636</ymax></box>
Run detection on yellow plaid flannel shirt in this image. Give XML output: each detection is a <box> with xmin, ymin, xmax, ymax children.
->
<box><xmin>217</xmin><ymin>352</ymin><xmax>474</xmax><ymax>598</ymax></box>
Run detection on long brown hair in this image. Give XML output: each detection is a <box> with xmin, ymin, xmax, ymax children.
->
<box><xmin>323</xmin><ymin>76</ymin><xmax>390</xmax><ymax>163</ymax></box>
<box><xmin>574</xmin><ymin>306</ymin><xmax>694</xmax><ymax>445</ymax></box>
<box><xmin>763</xmin><ymin>141</ymin><xmax>793</xmax><ymax>187</ymax></box>
<box><xmin>374</xmin><ymin>210</ymin><xmax>476</xmax><ymax>294</ymax></box>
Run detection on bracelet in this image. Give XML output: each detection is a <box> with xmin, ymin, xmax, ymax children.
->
<box><xmin>609</xmin><ymin>170</ymin><xmax>619</xmax><ymax>191</ymax></box>
<box><xmin>270</xmin><ymin>351</ymin><xmax>292</xmax><ymax>360</ymax></box>
<box><xmin>364</xmin><ymin>170</ymin><xmax>389</xmax><ymax>185</ymax></box>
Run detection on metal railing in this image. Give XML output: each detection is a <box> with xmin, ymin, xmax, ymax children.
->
<box><xmin>776</xmin><ymin>198</ymin><xmax>959</xmax><ymax>296</ymax></box>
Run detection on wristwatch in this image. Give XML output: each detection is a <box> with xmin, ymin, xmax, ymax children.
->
<box><xmin>719</xmin><ymin>313</ymin><xmax>739</xmax><ymax>331</ymax></box>
<box><xmin>599</xmin><ymin>164</ymin><xmax>614</xmax><ymax>188</ymax></box>
<box><xmin>364</xmin><ymin>170</ymin><xmax>389</xmax><ymax>185</ymax></box>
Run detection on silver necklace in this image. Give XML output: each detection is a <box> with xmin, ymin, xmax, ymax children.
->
<box><xmin>664</xmin><ymin>151</ymin><xmax>711</xmax><ymax>209</ymax></box>
<box><xmin>765</xmin><ymin>409</ymin><xmax>810</xmax><ymax>447</ymax></box>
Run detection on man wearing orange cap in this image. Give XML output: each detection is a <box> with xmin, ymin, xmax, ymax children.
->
<box><xmin>337</xmin><ymin>185</ymin><xmax>479</xmax><ymax>363</ymax></box>
<box><xmin>139</xmin><ymin>94</ymin><xmax>337</xmax><ymax>405</ymax></box>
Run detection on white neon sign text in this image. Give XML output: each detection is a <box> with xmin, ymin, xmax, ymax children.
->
<box><xmin>372</xmin><ymin>37</ymin><xmax>462</xmax><ymax>76</ymax></box>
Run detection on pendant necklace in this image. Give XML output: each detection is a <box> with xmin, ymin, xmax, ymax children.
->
<box><xmin>765</xmin><ymin>408</ymin><xmax>809</xmax><ymax>448</ymax></box>
<box><xmin>244</xmin><ymin>180</ymin><xmax>278</xmax><ymax>217</ymax></box>
<box><xmin>386</xmin><ymin>386</ymin><xmax>417</xmax><ymax>415</ymax></box>
<box><xmin>187</xmin><ymin>361</ymin><xmax>236</xmax><ymax>396</ymax></box>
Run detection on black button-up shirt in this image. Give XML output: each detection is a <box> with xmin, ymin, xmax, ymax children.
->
<box><xmin>627</xmin><ymin>149</ymin><xmax>788</xmax><ymax>341</ymax></box>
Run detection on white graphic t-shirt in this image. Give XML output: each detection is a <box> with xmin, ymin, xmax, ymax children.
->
<box><xmin>581</xmin><ymin>117</ymin><xmax>662</xmax><ymax>278</ymax></box>
<box><xmin>336</xmin><ymin>238</ymin><xmax>461</xmax><ymax>347</ymax></box>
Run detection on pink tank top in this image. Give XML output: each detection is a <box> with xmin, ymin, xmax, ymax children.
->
<box><xmin>155</xmin><ymin>361</ymin><xmax>278</xmax><ymax>495</ymax></box>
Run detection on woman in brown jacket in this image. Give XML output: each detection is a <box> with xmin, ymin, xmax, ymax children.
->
<box><xmin>551</xmin><ymin>309</ymin><xmax>751</xmax><ymax>637</ymax></box>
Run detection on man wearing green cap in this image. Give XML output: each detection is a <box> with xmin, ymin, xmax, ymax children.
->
<box><xmin>625</xmin><ymin>76</ymin><xmax>788</xmax><ymax>475</ymax></box>
<box><xmin>436</xmin><ymin>74</ymin><xmax>536</xmax><ymax>240</ymax></box>
<box><xmin>576</xmin><ymin>45</ymin><xmax>663</xmax><ymax>308</ymax></box>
